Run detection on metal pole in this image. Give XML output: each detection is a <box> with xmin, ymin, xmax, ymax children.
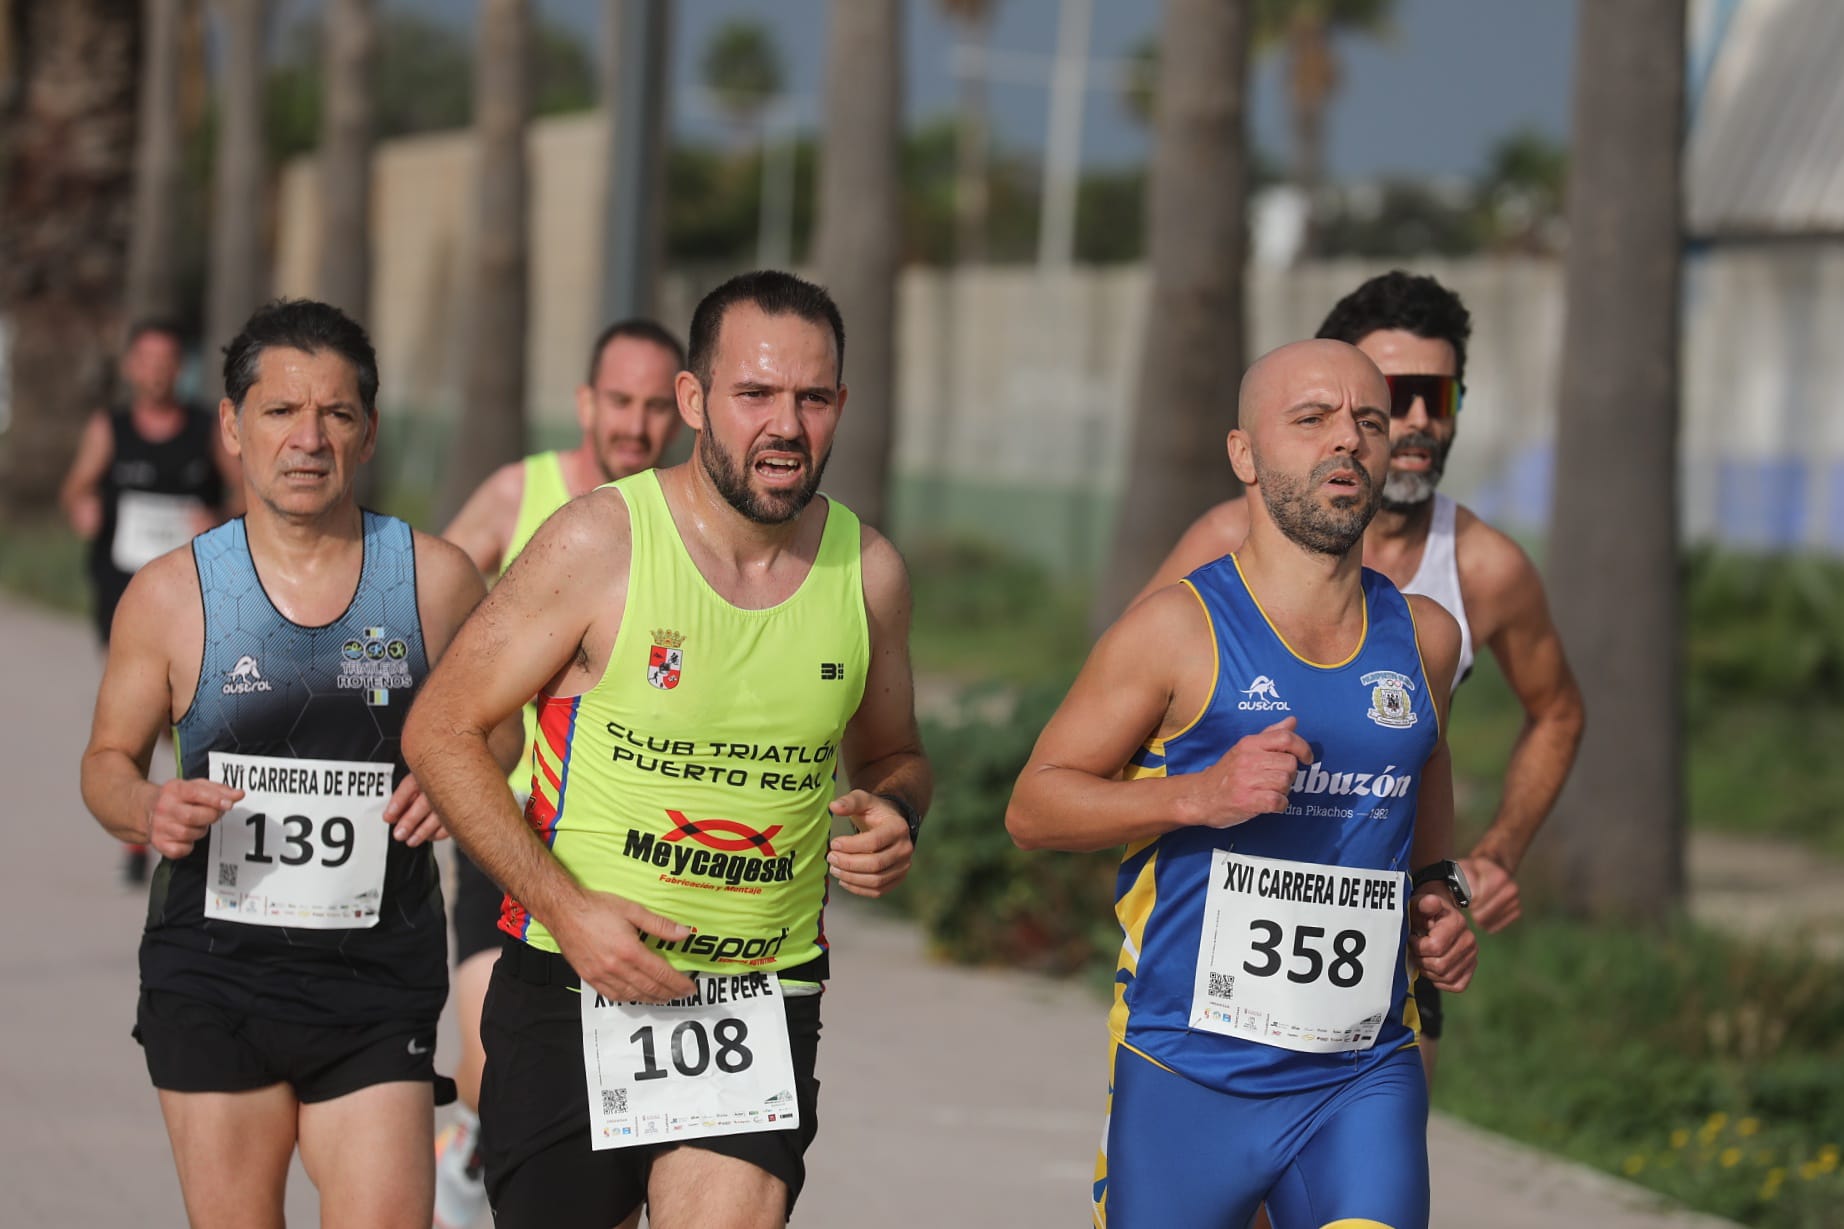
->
<box><xmin>601</xmin><ymin>0</ymin><xmax>671</xmax><ymax>322</ymax></box>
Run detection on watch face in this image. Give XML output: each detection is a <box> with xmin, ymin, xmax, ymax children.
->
<box><xmin>1450</xmin><ymin>861</ymin><xmax>1473</xmax><ymax>908</ymax></box>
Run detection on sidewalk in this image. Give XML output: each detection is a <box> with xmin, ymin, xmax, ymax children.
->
<box><xmin>0</xmin><ymin>593</ymin><xmax>1739</xmax><ymax>1227</ymax></box>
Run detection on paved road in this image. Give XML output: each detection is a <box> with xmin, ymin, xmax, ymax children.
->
<box><xmin>0</xmin><ymin>594</ymin><xmax>1735</xmax><ymax>1227</ymax></box>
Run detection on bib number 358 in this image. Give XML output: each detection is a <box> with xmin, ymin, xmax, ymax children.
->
<box><xmin>1191</xmin><ymin>849</ymin><xmax>1404</xmax><ymax>1054</ymax></box>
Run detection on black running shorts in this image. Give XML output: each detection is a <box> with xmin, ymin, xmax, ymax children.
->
<box><xmin>135</xmin><ymin>988</ymin><xmax>455</xmax><ymax>1104</ymax></box>
<box><xmin>479</xmin><ymin>939</ymin><xmax>822</xmax><ymax>1229</ymax></box>
<box><xmin>452</xmin><ymin>845</ymin><xmax>506</xmax><ymax>964</ymax></box>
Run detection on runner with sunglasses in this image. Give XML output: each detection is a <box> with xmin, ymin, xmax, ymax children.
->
<box><xmin>1136</xmin><ymin>270</ymin><xmax>1584</xmax><ymax>1089</ymax></box>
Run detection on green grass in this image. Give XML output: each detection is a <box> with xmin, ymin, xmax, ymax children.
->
<box><xmin>0</xmin><ymin>516</ymin><xmax>88</xmax><ymax>616</ymax></box>
<box><xmin>1435</xmin><ymin>918</ymin><xmax>1844</xmax><ymax>1227</ymax></box>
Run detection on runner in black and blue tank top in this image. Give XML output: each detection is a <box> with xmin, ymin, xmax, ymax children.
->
<box><xmin>80</xmin><ymin>300</ymin><xmax>518</xmax><ymax>1229</ymax></box>
<box><xmin>143</xmin><ymin>512</ymin><xmax>444</xmax><ymax>1023</ymax></box>
<box><xmin>1008</xmin><ymin>339</ymin><xmax>1477</xmax><ymax>1229</ymax></box>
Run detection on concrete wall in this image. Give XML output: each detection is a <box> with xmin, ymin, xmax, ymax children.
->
<box><xmin>275</xmin><ymin>114</ymin><xmax>1844</xmax><ymax>573</ymax></box>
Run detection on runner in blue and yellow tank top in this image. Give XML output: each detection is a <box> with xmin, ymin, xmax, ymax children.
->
<box><xmin>1008</xmin><ymin>339</ymin><xmax>1477</xmax><ymax>1229</ymax></box>
<box><xmin>406</xmin><ymin>272</ymin><xmax>931</xmax><ymax>1229</ymax></box>
<box><xmin>434</xmin><ymin>319</ymin><xmax>685</xmax><ymax>1228</ymax></box>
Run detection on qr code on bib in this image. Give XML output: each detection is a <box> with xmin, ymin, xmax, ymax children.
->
<box><xmin>217</xmin><ymin>863</ymin><xmax>238</xmax><ymax>889</ymax></box>
<box><xmin>601</xmin><ymin>1088</ymin><xmax>628</xmax><ymax>1116</ymax></box>
<box><xmin>1207</xmin><ymin>972</ymin><xmax>1235</xmax><ymax>999</ymax></box>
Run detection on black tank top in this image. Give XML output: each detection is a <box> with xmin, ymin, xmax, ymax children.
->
<box><xmin>140</xmin><ymin>513</ymin><xmax>447</xmax><ymax>1025</ymax></box>
<box><xmin>92</xmin><ymin>404</ymin><xmax>224</xmax><ymax>583</ymax></box>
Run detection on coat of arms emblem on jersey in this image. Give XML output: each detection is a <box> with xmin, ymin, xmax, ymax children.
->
<box><xmin>647</xmin><ymin>628</ymin><xmax>686</xmax><ymax>690</ymax></box>
<box><xmin>1361</xmin><ymin>669</ymin><xmax>1418</xmax><ymax>729</ymax></box>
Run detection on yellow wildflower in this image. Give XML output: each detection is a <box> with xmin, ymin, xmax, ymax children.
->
<box><xmin>1622</xmin><ymin>1154</ymin><xmax>1646</xmax><ymax>1176</ymax></box>
<box><xmin>1737</xmin><ymin>1117</ymin><xmax>1760</xmax><ymax>1137</ymax></box>
<box><xmin>1669</xmin><ymin>1128</ymin><xmax>1691</xmax><ymax>1149</ymax></box>
<box><xmin>1720</xmin><ymin>1147</ymin><xmax>1742</xmax><ymax>1168</ymax></box>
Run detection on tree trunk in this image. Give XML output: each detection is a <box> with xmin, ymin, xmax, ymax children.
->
<box><xmin>0</xmin><ymin>0</ymin><xmax>139</xmax><ymax>515</ymax></box>
<box><xmin>1091</xmin><ymin>0</ymin><xmax>1249</xmax><ymax>628</ymax></box>
<box><xmin>125</xmin><ymin>0</ymin><xmax>184</xmax><ymax>323</ymax></box>
<box><xmin>1285</xmin><ymin>9</ymin><xmax>1333</xmax><ymax>261</ymax></box>
<box><xmin>203</xmin><ymin>0</ymin><xmax>266</xmax><ymax>402</ymax></box>
<box><xmin>813</xmin><ymin>0</ymin><xmax>902</xmax><ymax>530</ymax></box>
<box><xmin>441</xmin><ymin>0</ymin><xmax>529</xmax><ymax>523</ymax></box>
<box><xmin>317</xmin><ymin>0</ymin><xmax>372</xmax><ymax>322</ymax></box>
<box><xmin>318</xmin><ymin>0</ymin><xmax>377</xmax><ymax>504</ymax></box>
<box><xmin>952</xmin><ymin>12</ymin><xmax>990</xmax><ymax>266</ymax></box>
<box><xmin>1536</xmin><ymin>0</ymin><xmax>1685</xmax><ymax>923</ymax></box>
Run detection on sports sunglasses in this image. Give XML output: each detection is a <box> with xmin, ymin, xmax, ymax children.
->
<box><xmin>1384</xmin><ymin>374</ymin><xmax>1464</xmax><ymax>421</ymax></box>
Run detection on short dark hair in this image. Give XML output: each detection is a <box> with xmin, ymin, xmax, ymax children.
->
<box><xmin>586</xmin><ymin>317</ymin><xmax>686</xmax><ymax>384</ymax></box>
<box><xmin>686</xmin><ymin>270</ymin><xmax>846</xmax><ymax>391</ymax></box>
<box><xmin>222</xmin><ymin>298</ymin><xmax>380</xmax><ymax>414</ymax></box>
<box><xmin>126</xmin><ymin>318</ymin><xmax>185</xmax><ymax>348</ymax></box>
<box><xmin>1315</xmin><ymin>271</ymin><xmax>1473</xmax><ymax>383</ymax></box>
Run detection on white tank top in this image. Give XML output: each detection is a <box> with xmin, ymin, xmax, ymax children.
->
<box><xmin>1401</xmin><ymin>494</ymin><xmax>1474</xmax><ymax>693</ymax></box>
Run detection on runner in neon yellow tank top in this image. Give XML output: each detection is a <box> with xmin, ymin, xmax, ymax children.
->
<box><xmin>435</xmin><ymin>319</ymin><xmax>684</xmax><ymax>1228</ymax></box>
<box><xmin>408</xmin><ymin>272</ymin><xmax>930</xmax><ymax>1229</ymax></box>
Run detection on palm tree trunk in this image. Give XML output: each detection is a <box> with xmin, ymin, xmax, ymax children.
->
<box><xmin>1091</xmin><ymin>0</ymin><xmax>1250</xmax><ymax>628</ymax></box>
<box><xmin>952</xmin><ymin>10</ymin><xmax>990</xmax><ymax>266</ymax></box>
<box><xmin>813</xmin><ymin>0</ymin><xmax>902</xmax><ymax>529</ymax></box>
<box><xmin>125</xmin><ymin>0</ymin><xmax>185</xmax><ymax>323</ymax></box>
<box><xmin>1537</xmin><ymin>0</ymin><xmax>1685</xmax><ymax>923</ymax></box>
<box><xmin>1285</xmin><ymin>8</ymin><xmax>1333</xmax><ymax>261</ymax></box>
<box><xmin>0</xmin><ymin>0</ymin><xmax>138</xmax><ymax>514</ymax></box>
<box><xmin>204</xmin><ymin>0</ymin><xmax>266</xmax><ymax>401</ymax></box>
<box><xmin>317</xmin><ymin>0</ymin><xmax>372</xmax><ymax>322</ymax></box>
<box><xmin>441</xmin><ymin>0</ymin><xmax>529</xmax><ymax>523</ymax></box>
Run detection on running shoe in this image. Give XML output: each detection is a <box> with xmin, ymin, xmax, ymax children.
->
<box><xmin>433</xmin><ymin>1108</ymin><xmax>489</xmax><ymax>1229</ymax></box>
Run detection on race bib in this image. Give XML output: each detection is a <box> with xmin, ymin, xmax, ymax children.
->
<box><xmin>1190</xmin><ymin>850</ymin><xmax>1405</xmax><ymax>1053</ymax></box>
<box><xmin>203</xmin><ymin>752</ymin><xmax>393</xmax><ymax>929</ymax></box>
<box><xmin>112</xmin><ymin>491</ymin><xmax>202</xmax><ymax>572</ymax></box>
<box><xmin>581</xmin><ymin>971</ymin><xmax>800</xmax><ymax>1150</ymax></box>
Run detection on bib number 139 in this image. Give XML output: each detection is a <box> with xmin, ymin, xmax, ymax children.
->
<box><xmin>630</xmin><ymin>1018</ymin><xmax>754</xmax><ymax>1081</ymax></box>
<box><xmin>1242</xmin><ymin>920</ymin><xmax>1366</xmax><ymax>988</ymax></box>
<box><xmin>241</xmin><ymin>812</ymin><xmax>357</xmax><ymax>867</ymax></box>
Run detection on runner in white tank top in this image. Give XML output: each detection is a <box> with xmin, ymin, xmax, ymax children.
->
<box><xmin>1402</xmin><ymin>494</ymin><xmax>1474</xmax><ymax>691</ymax></box>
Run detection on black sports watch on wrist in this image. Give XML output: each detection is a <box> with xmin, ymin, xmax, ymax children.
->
<box><xmin>875</xmin><ymin>792</ymin><xmax>923</xmax><ymax>846</ymax></box>
<box><xmin>1411</xmin><ymin>859</ymin><xmax>1472</xmax><ymax>909</ymax></box>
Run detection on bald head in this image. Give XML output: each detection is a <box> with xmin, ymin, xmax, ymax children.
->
<box><xmin>1229</xmin><ymin>339</ymin><xmax>1392</xmax><ymax>559</ymax></box>
<box><xmin>1237</xmin><ymin>339</ymin><xmax>1389</xmax><ymax>433</ymax></box>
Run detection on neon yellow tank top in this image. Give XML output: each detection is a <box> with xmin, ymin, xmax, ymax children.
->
<box><xmin>505</xmin><ymin>451</ymin><xmax>573</xmax><ymax>792</ymax></box>
<box><xmin>503</xmin><ymin>469</ymin><xmax>870</xmax><ymax>983</ymax></box>
<box><xmin>505</xmin><ymin>450</ymin><xmax>570</xmax><ymax>577</ymax></box>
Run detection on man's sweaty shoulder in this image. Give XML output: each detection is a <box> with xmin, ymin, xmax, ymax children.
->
<box><xmin>1448</xmin><ymin>501</ymin><xmax>1548</xmax><ymax>644</ymax></box>
<box><xmin>1138</xmin><ymin>495</ymin><xmax>1252</xmax><ymax>603</ymax></box>
<box><xmin>442</xmin><ymin>457</ymin><xmax>529</xmax><ymax>574</ymax></box>
<box><xmin>856</xmin><ymin>516</ymin><xmax>911</xmax><ymax>621</ymax></box>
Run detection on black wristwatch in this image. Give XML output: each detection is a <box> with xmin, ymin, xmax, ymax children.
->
<box><xmin>1411</xmin><ymin>859</ymin><xmax>1472</xmax><ymax>909</ymax></box>
<box><xmin>876</xmin><ymin>792</ymin><xmax>923</xmax><ymax>846</ymax></box>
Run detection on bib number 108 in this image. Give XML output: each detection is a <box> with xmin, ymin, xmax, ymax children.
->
<box><xmin>1243</xmin><ymin>921</ymin><xmax>1366</xmax><ymax>988</ymax></box>
<box><xmin>630</xmin><ymin>1018</ymin><xmax>754</xmax><ymax>1081</ymax></box>
<box><xmin>242</xmin><ymin>812</ymin><xmax>355</xmax><ymax>868</ymax></box>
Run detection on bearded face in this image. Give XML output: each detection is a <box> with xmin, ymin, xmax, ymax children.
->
<box><xmin>1253</xmin><ymin>449</ymin><xmax>1384</xmax><ymax>557</ymax></box>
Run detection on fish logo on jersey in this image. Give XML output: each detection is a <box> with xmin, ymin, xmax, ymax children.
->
<box><xmin>1361</xmin><ymin>670</ymin><xmax>1418</xmax><ymax>729</ymax></box>
<box><xmin>648</xmin><ymin>628</ymin><xmax>686</xmax><ymax>690</ymax></box>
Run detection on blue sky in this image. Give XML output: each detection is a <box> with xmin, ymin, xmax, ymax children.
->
<box><xmin>339</xmin><ymin>0</ymin><xmax>1579</xmax><ymax>180</ymax></box>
